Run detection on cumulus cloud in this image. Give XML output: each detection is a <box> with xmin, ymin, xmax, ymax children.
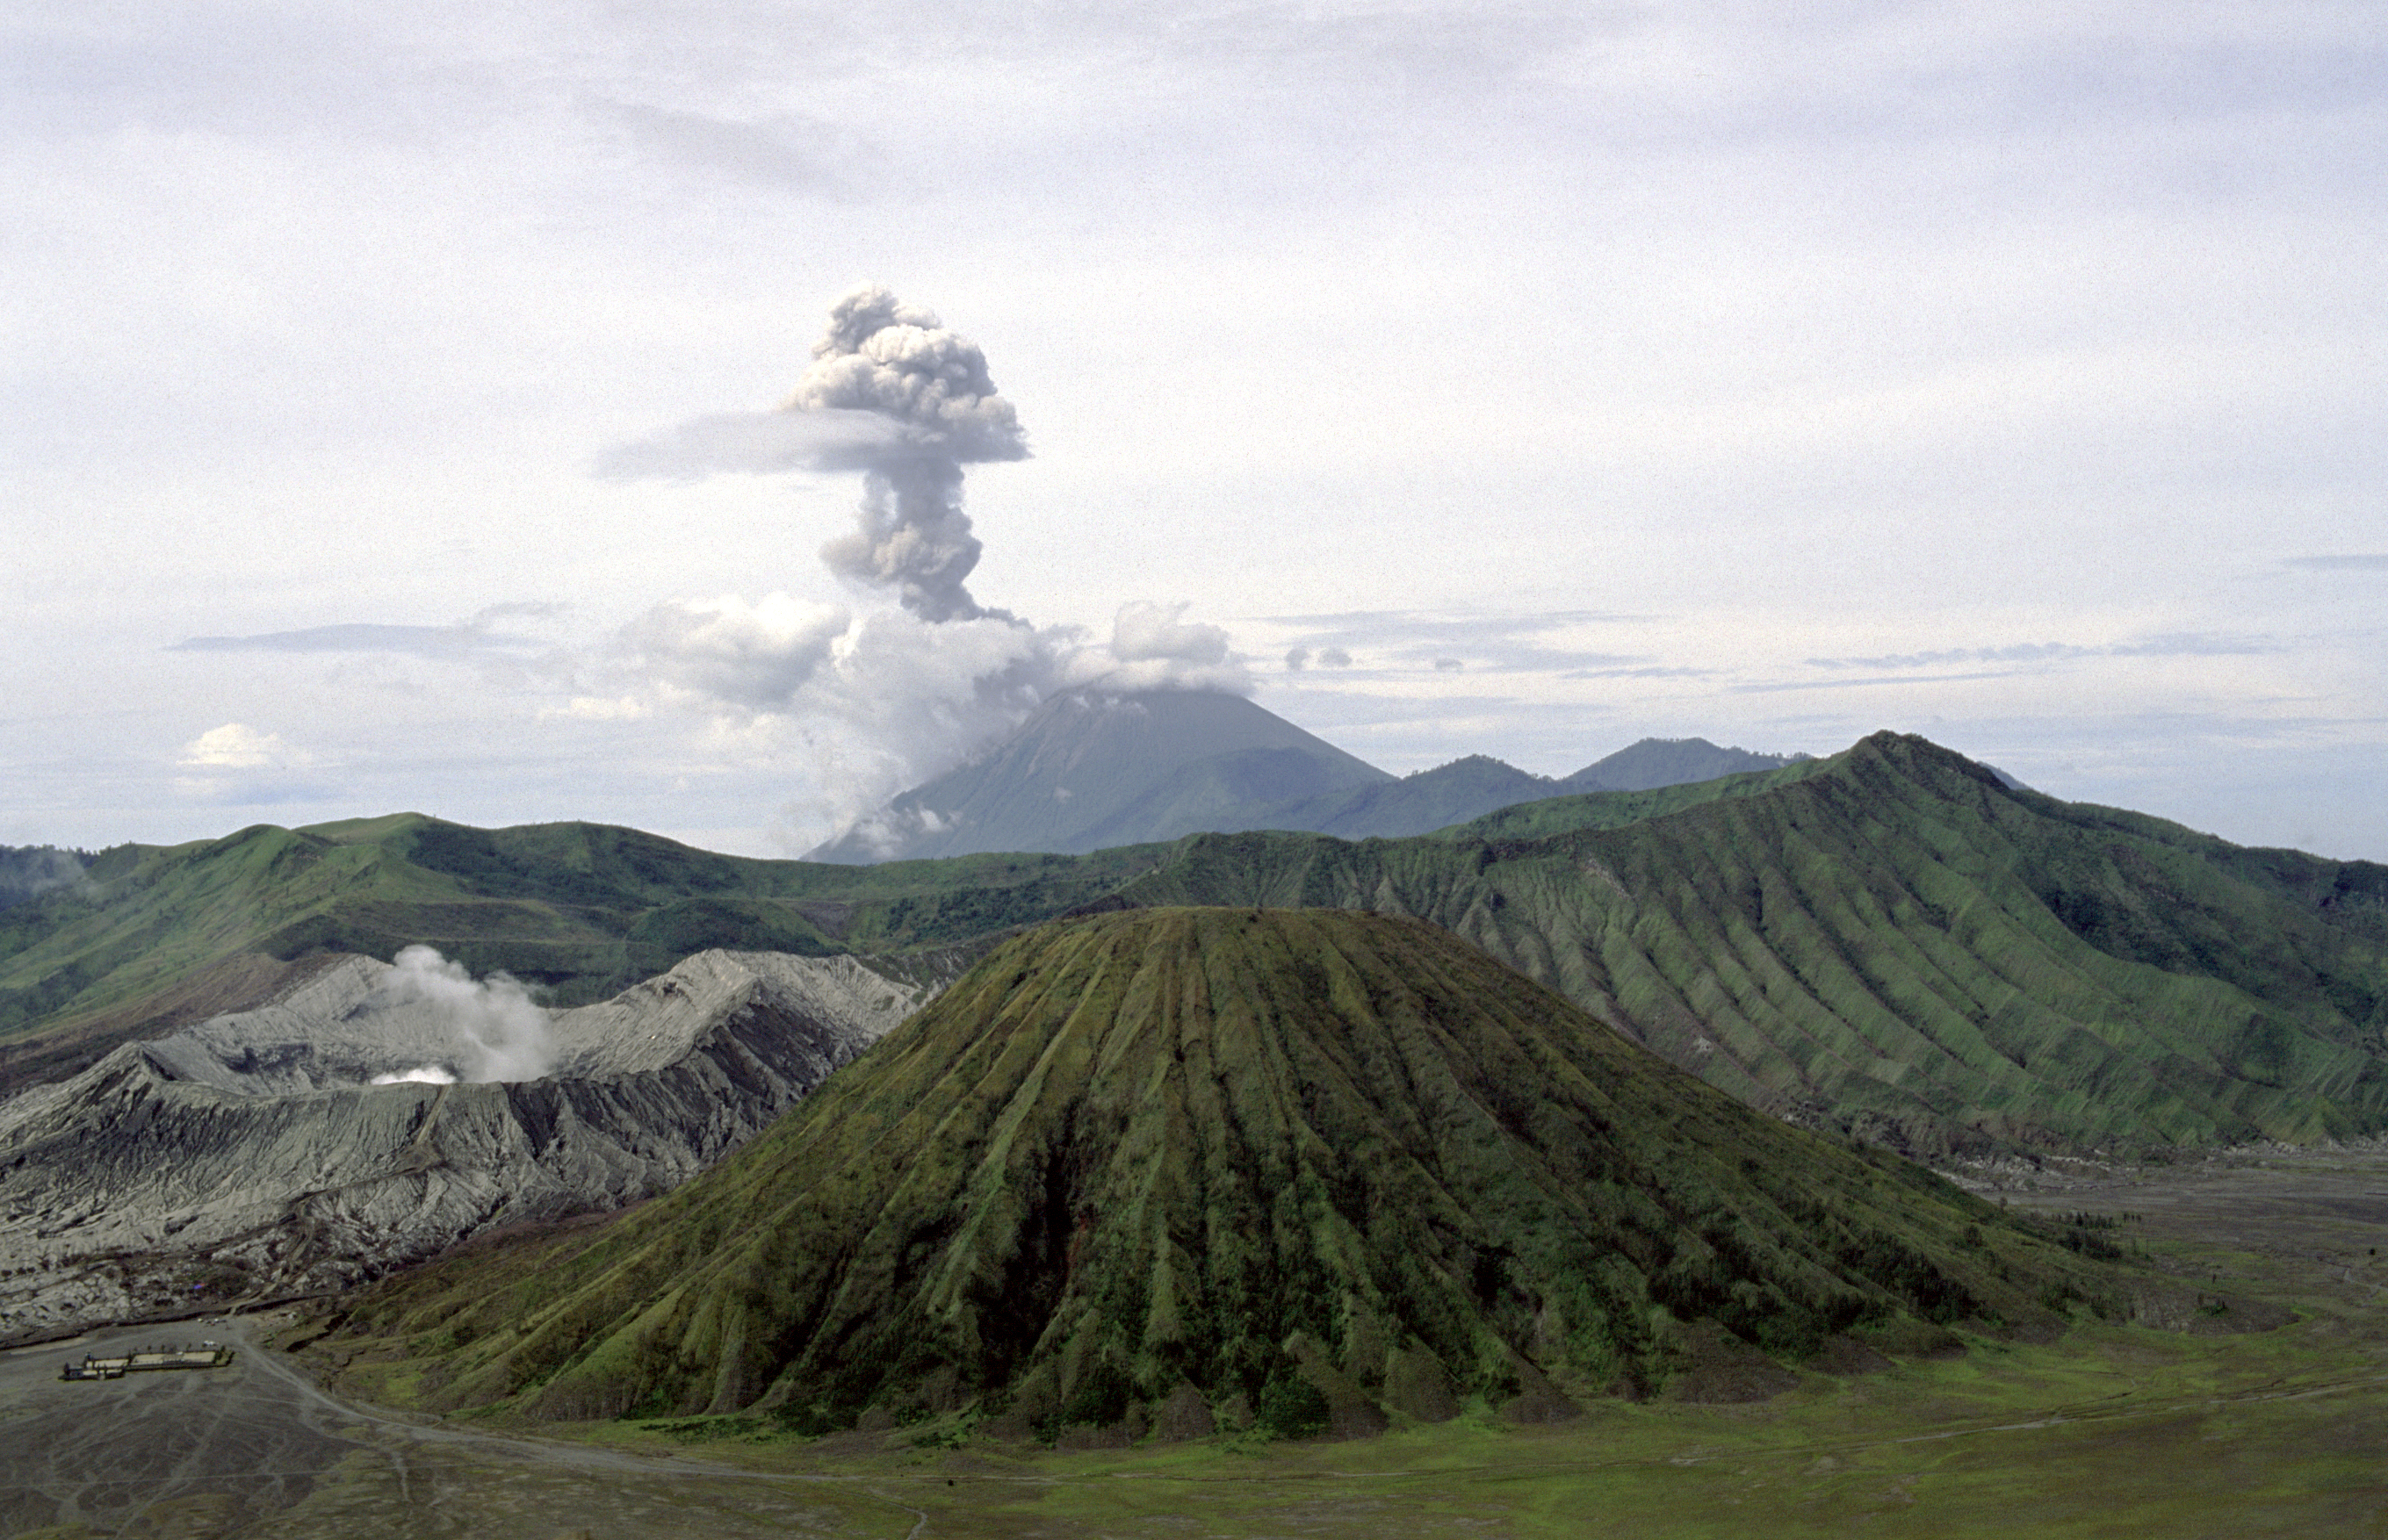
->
<box><xmin>1064</xmin><ymin>601</ymin><xmax>1246</xmax><ymax>694</ymax></box>
<box><xmin>178</xmin><ymin>723</ymin><xmax>314</xmax><ymax>770</ymax></box>
<box><xmin>171</xmin><ymin>723</ymin><xmax>338</xmax><ymax>807</ymax></box>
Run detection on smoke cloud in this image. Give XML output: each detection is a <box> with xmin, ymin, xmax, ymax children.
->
<box><xmin>369</xmin><ymin>945</ymin><xmax>555</xmax><ymax>1083</ymax></box>
<box><xmin>789</xmin><ymin>286</ymin><xmax>1028</xmax><ymax>622</ymax></box>
<box><xmin>371</xmin><ymin>1065</ymin><xmax>458</xmax><ymax>1086</ymax></box>
<box><xmin>590</xmin><ymin>286</ymin><xmax>1253</xmax><ymax>847</ymax></box>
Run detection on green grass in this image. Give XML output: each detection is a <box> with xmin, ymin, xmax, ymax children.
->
<box><xmin>308</xmin><ymin>908</ymin><xmax>2117</xmax><ymax>1441</ymax></box>
<box><xmin>408</xmin><ymin>1297</ymin><xmax>2388</xmax><ymax>1540</ymax></box>
<box><xmin>9</xmin><ymin>731</ymin><xmax>2387</xmax><ymax>1162</ymax></box>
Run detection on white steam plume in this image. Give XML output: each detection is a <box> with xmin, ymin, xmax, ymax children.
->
<box><xmin>367</xmin><ymin>945</ymin><xmax>555</xmax><ymax>1084</ymax></box>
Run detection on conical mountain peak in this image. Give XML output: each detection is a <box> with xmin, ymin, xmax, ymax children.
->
<box><xmin>331</xmin><ymin>906</ymin><xmax>2110</xmax><ymax>1434</ymax></box>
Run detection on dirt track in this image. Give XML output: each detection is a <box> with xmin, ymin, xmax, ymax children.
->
<box><xmin>0</xmin><ymin>1316</ymin><xmax>917</xmax><ymax>1538</ymax></box>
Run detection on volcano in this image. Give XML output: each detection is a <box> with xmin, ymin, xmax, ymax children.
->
<box><xmin>805</xmin><ymin>688</ymin><xmax>1393</xmax><ymax>862</ymax></box>
<box><xmin>323</xmin><ymin>906</ymin><xmax>2111</xmax><ymax>1434</ymax></box>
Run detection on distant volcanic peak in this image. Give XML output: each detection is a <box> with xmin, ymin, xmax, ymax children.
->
<box><xmin>807</xmin><ymin>687</ymin><xmax>1389</xmax><ymax>862</ymax></box>
<box><xmin>370</xmin><ymin>906</ymin><xmax>2111</xmax><ymax>1430</ymax></box>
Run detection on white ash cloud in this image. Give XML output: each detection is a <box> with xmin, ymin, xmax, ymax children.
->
<box><xmin>370</xmin><ymin>945</ymin><xmax>554</xmax><ymax>1084</ymax></box>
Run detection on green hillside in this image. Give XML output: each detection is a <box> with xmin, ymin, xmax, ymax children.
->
<box><xmin>0</xmin><ymin>816</ymin><xmax>1165</xmax><ymax>1089</ymax></box>
<box><xmin>8</xmin><ymin>732</ymin><xmax>2384</xmax><ymax>1157</ymax></box>
<box><xmin>1118</xmin><ymin>735</ymin><xmax>2388</xmax><ymax>1157</ymax></box>
<box><xmin>314</xmin><ymin>908</ymin><xmax>2107</xmax><ymax>1434</ymax></box>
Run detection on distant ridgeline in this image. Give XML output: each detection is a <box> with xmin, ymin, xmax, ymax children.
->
<box><xmin>3</xmin><ymin>730</ymin><xmax>2385</xmax><ymax>1160</ymax></box>
<box><xmin>315</xmin><ymin>908</ymin><xmax>2123</xmax><ymax>1433</ymax></box>
<box><xmin>803</xmin><ymin>688</ymin><xmax>1809</xmax><ymax>862</ymax></box>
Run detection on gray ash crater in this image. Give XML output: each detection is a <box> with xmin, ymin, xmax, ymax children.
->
<box><xmin>0</xmin><ymin>949</ymin><xmax>925</xmax><ymax>1343</ymax></box>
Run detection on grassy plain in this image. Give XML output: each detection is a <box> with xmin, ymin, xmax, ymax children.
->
<box><xmin>530</xmin><ymin>1312</ymin><xmax>2388</xmax><ymax>1537</ymax></box>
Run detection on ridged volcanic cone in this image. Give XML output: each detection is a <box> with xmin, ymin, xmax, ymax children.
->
<box><xmin>335</xmin><ymin>907</ymin><xmax>2107</xmax><ymax>1428</ymax></box>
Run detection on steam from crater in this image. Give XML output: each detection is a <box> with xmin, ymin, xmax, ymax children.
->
<box><xmin>367</xmin><ymin>945</ymin><xmax>554</xmax><ymax>1084</ymax></box>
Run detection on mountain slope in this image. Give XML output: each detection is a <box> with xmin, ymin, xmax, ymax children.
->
<box><xmin>814</xmin><ymin>719</ymin><xmax>1814</xmax><ymax>862</ymax></box>
<box><xmin>10</xmin><ymin>732</ymin><xmax>2385</xmax><ymax>1161</ymax></box>
<box><xmin>0</xmin><ymin>950</ymin><xmax>922</xmax><ymax>1342</ymax></box>
<box><xmin>1122</xmin><ymin>734</ymin><xmax>2388</xmax><ymax>1156</ymax></box>
<box><xmin>316</xmin><ymin>907</ymin><xmax>2106</xmax><ymax>1431</ymax></box>
<box><xmin>1226</xmin><ymin>754</ymin><xmax>1560</xmax><ymax>840</ymax></box>
<box><xmin>0</xmin><ymin>819</ymin><xmax>1159</xmax><ymax>1091</ymax></box>
<box><xmin>806</xmin><ymin>688</ymin><xmax>1393</xmax><ymax>862</ymax></box>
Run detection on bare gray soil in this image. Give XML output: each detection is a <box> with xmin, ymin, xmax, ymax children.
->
<box><xmin>0</xmin><ymin>1315</ymin><xmax>910</xmax><ymax>1538</ymax></box>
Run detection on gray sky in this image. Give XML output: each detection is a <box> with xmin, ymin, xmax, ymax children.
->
<box><xmin>6</xmin><ymin>3</ymin><xmax>2384</xmax><ymax>860</ymax></box>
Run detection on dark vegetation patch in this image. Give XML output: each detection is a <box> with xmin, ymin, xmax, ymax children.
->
<box><xmin>308</xmin><ymin>907</ymin><xmax>2125</xmax><ymax>1444</ymax></box>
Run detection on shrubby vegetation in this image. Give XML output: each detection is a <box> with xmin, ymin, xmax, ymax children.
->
<box><xmin>6</xmin><ymin>732</ymin><xmax>2386</xmax><ymax>1154</ymax></box>
<box><xmin>317</xmin><ymin>907</ymin><xmax>2117</xmax><ymax>1440</ymax></box>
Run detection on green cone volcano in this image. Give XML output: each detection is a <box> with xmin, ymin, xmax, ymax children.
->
<box><xmin>329</xmin><ymin>907</ymin><xmax>2110</xmax><ymax>1431</ymax></box>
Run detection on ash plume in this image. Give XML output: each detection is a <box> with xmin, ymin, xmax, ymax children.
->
<box><xmin>590</xmin><ymin>287</ymin><xmax>1251</xmax><ymax>846</ymax></box>
<box><xmin>788</xmin><ymin>286</ymin><xmax>1028</xmax><ymax>622</ymax></box>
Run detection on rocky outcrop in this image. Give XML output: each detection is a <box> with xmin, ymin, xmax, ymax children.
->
<box><xmin>0</xmin><ymin>951</ymin><xmax>924</xmax><ymax>1343</ymax></box>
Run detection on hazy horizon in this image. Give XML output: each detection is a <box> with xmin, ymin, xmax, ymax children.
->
<box><xmin>6</xmin><ymin>6</ymin><xmax>2382</xmax><ymax>860</ymax></box>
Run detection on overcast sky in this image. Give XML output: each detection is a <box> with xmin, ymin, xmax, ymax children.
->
<box><xmin>5</xmin><ymin>3</ymin><xmax>2384</xmax><ymax>861</ymax></box>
